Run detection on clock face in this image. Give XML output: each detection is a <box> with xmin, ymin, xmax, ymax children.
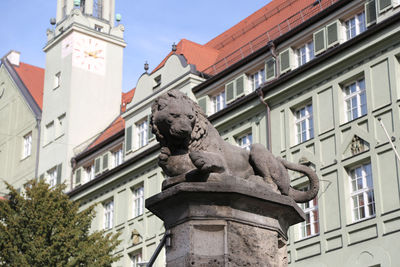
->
<box><xmin>61</xmin><ymin>33</ymin><xmax>74</xmax><ymax>58</ymax></box>
<box><xmin>72</xmin><ymin>33</ymin><xmax>106</xmax><ymax>75</ymax></box>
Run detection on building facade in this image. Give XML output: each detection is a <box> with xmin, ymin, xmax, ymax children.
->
<box><xmin>0</xmin><ymin>51</ymin><xmax>43</xmax><ymax>195</ymax></box>
<box><xmin>3</xmin><ymin>0</ymin><xmax>400</xmax><ymax>266</ymax></box>
<box><xmin>38</xmin><ymin>0</ymin><xmax>125</xmax><ymax>188</ymax></box>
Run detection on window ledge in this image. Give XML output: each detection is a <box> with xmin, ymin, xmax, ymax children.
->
<box><xmin>293</xmin><ymin>233</ymin><xmax>320</xmax><ymax>244</ymax></box>
<box><xmin>339</xmin><ymin>113</ymin><xmax>368</xmax><ymax>128</ymax></box>
<box><xmin>289</xmin><ymin>138</ymin><xmax>315</xmax><ymax>150</ymax></box>
<box><xmin>43</xmin><ymin>141</ymin><xmax>53</xmax><ymax>148</ymax></box>
<box><xmin>347</xmin><ymin>215</ymin><xmax>376</xmax><ymax>227</ymax></box>
<box><xmin>20</xmin><ymin>154</ymin><xmax>31</xmax><ymax>162</ymax></box>
<box><xmin>54</xmin><ymin>133</ymin><xmax>65</xmax><ymax>141</ymax></box>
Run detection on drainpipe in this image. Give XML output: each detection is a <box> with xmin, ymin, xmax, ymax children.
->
<box><xmin>256</xmin><ymin>89</ymin><xmax>271</xmax><ymax>151</ymax></box>
<box><xmin>255</xmin><ymin>41</ymin><xmax>279</xmax><ymax>151</ymax></box>
<box><xmin>34</xmin><ymin>118</ymin><xmax>41</xmax><ymax>179</ymax></box>
<box><xmin>269</xmin><ymin>41</ymin><xmax>280</xmax><ymax>79</ymax></box>
<box><xmin>70</xmin><ymin>157</ymin><xmax>77</xmax><ymax>192</ymax></box>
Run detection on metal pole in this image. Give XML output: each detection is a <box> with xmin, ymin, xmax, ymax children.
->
<box><xmin>146</xmin><ymin>230</ymin><xmax>171</xmax><ymax>267</ymax></box>
<box><xmin>378</xmin><ymin>118</ymin><xmax>400</xmax><ymax>163</ymax></box>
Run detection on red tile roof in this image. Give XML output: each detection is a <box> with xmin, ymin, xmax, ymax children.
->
<box><xmin>152</xmin><ymin>0</ymin><xmax>336</xmax><ymax>76</ymax></box>
<box><xmin>88</xmin><ymin>116</ymin><xmax>125</xmax><ymax>149</ymax></box>
<box><xmin>152</xmin><ymin>39</ymin><xmax>220</xmax><ymax>74</ymax></box>
<box><xmin>86</xmin><ymin>87</ymin><xmax>135</xmax><ymax>150</ymax></box>
<box><xmin>205</xmin><ymin>0</ymin><xmax>314</xmax><ymax>59</ymax></box>
<box><xmin>13</xmin><ymin>62</ymin><xmax>45</xmax><ymax>110</ymax></box>
<box><xmin>121</xmin><ymin>88</ymin><xmax>135</xmax><ymax>112</ymax></box>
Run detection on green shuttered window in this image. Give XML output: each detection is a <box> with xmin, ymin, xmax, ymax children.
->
<box><xmin>279</xmin><ymin>49</ymin><xmax>292</xmax><ymax>74</ymax></box>
<box><xmin>94</xmin><ymin>157</ymin><xmax>101</xmax><ymax>176</ymax></box>
<box><xmin>365</xmin><ymin>0</ymin><xmax>377</xmax><ymax>26</ymax></box>
<box><xmin>326</xmin><ymin>20</ymin><xmax>340</xmax><ymax>48</ymax></box>
<box><xmin>75</xmin><ymin>168</ymin><xmax>81</xmax><ymax>184</ymax></box>
<box><xmin>265</xmin><ymin>57</ymin><xmax>276</xmax><ymax>81</ymax></box>
<box><xmin>313</xmin><ymin>28</ymin><xmax>326</xmax><ymax>55</ymax></box>
<box><xmin>125</xmin><ymin>126</ymin><xmax>132</xmax><ymax>152</ymax></box>
<box><xmin>56</xmin><ymin>164</ymin><xmax>62</xmax><ymax>185</ymax></box>
<box><xmin>198</xmin><ymin>96</ymin><xmax>208</xmax><ymax>114</ymax></box>
<box><xmin>378</xmin><ymin>0</ymin><xmax>392</xmax><ymax>12</ymax></box>
<box><xmin>225</xmin><ymin>81</ymin><xmax>235</xmax><ymax>103</ymax></box>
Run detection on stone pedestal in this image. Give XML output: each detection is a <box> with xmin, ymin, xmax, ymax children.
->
<box><xmin>146</xmin><ymin>175</ymin><xmax>305</xmax><ymax>267</ymax></box>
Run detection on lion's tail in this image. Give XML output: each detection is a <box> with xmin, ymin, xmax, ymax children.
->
<box><xmin>279</xmin><ymin>158</ymin><xmax>319</xmax><ymax>203</ymax></box>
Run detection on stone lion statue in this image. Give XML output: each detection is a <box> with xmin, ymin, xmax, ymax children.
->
<box><xmin>150</xmin><ymin>90</ymin><xmax>319</xmax><ymax>203</ymax></box>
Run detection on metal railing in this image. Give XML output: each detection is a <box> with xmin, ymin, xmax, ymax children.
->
<box><xmin>202</xmin><ymin>0</ymin><xmax>339</xmax><ymax>76</ymax></box>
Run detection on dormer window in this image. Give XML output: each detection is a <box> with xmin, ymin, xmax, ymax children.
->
<box><xmin>249</xmin><ymin>68</ymin><xmax>265</xmax><ymax>91</ymax></box>
<box><xmin>296</xmin><ymin>41</ymin><xmax>314</xmax><ymax>66</ymax></box>
<box><xmin>93</xmin><ymin>0</ymin><xmax>103</xmax><ymax>19</ymax></box>
<box><xmin>345</xmin><ymin>12</ymin><xmax>366</xmax><ymax>40</ymax></box>
<box><xmin>212</xmin><ymin>91</ymin><xmax>226</xmax><ymax>113</ymax></box>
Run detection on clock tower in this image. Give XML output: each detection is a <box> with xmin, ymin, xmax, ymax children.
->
<box><xmin>38</xmin><ymin>0</ymin><xmax>126</xmax><ymax>188</ymax></box>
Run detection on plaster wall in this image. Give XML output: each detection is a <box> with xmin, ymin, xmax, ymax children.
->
<box><xmin>0</xmin><ymin>65</ymin><xmax>39</xmax><ymax>192</ymax></box>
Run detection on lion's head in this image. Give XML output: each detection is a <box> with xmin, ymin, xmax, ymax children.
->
<box><xmin>150</xmin><ymin>90</ymin><xmax>208</xmax><ymax>149</ymax></box>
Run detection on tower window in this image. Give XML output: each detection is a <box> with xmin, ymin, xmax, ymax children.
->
<box><xmin>62</xmin><ymin>0</ymin><xmax>67</xmax><ymax>18</ymax></box>
<box><xmin>93</xmin><ymin>0</ymin><xmax>103</xmax><ymax>19</ymax></box>
<box><xmin>54</xmin><ymin>72</ymin><xmax>61</xmax><ymax>89</ymax></box>
<box><xmin>80</xmin><ymin>0</ymin><xmax>86</xmax><ymax>13</ymax></box>
<box><xmin>94</xmin><ymin>25</ymin><xmax>103</xmax><ymax>32</ymax></box>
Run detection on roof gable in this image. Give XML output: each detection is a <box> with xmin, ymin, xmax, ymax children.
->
<box><xmin>13</xmin><ymin>62</ymin><xmax>44</xmax><ymax>110</ymax></box>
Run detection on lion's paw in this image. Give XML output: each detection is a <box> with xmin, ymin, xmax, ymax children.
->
<box><xmin>189</xmin><ymin>151</ymin><xmax>225</xmax><ymax>173</ymax></box>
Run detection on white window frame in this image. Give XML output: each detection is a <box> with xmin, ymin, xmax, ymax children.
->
<box><xmin>47</xmin><ymin>168</ymin><xmax>57</xmax><ymax>188</ymax></box>
<box><xmin>93</xmin><ymin>0</ymin><xmax>103</xmax><ymax>19</ymax></box>
<box><xmin>113</xmin><ymin>147</ymin><xmax>123</xmax><ymax>168</ymax></box>
<box><xmin>85</xmin><ymin>163</ymin><xmax>95</xmax><ymax>183</ymax></box>
<box><xmin>54</xmin><ymin>72</ymin><xmax>61</xmax><ymax>89</ymax></box>
<box><xmin>45</xmin><ymin>121</ymin><xmax>54</xmax><ymax>145</ymax></box>
<box><xmin>294</xmin><ymin>104</ymin><xmax>314</xmax><ymax>144</ymax></box>
<box><xmin>345</xmin><ymin>12</ymin><xmax>366</xmax><ymax>41</ymax></box>
<box><xmin>212</xmin><ymin>91</ymin><xmax>226</xmax><ymax>113</ymax></box>
<box><xmin>296</xmin><ymin>40</ymin><xmax>315</xmax><ymax>67</ymax></box>
<box><xmin>94</xmin><ymin>24</ymin><xmax>103</xmax><ymax>32</ymax></box>
<box><xmin>55</xmin><ymin>113</ymin><xmax>66</xmax><ymax>139</ymax></box>
<box><xmin>104</xmin><ymin>200</ymin><xmax>114</xmax><ymax>230</ymax></box>
<box><xmin>249</xmin><ymin>68</ymin><xmax>265</xmax><ymax>91</ymax></box>
<box><xmin>136</xmin><ymin>120</ymin><xmax>148</xmax><ymax>149</ymax></box>
<box><xmin>236</xmin><ymin>132</ymin><xmax>253</xmax><ymax>151</ymax></box>
<box><xmin>348</xmin><ymin>163</ymin><xmax>375</xmax><ymax>222</ymax></box>
<box><xmin>131</xmin><ymin>252</ymin><xmax>142</xmax><ymax>267</ymax></box>
<box><xmin>298</xmin><ymin>186</ymin><xmax>319</xmax><ymax>239</ymax></box>
<box><xmin>133</xmin><ymin>186</ymin><xmax>144</xmax><ymax>218</ymax></box>
<box><xmin>343</xmin><ymin>78</ymin><xmax>367</xmax><ymax>122</ymax></box>
<box><xmin>22</xmin><ymin>132</ymin><xmax>32</xmax><ymax>159</ymax></box>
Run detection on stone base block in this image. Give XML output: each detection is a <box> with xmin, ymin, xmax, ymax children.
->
<box><xmin>146</xmin><ymin>175</ymin><xmax>304</xmax><ymax>267</ymax></box>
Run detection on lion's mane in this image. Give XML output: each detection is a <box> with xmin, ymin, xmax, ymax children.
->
<box><xmin>150</xmin><ymin>90</ymin><xmax>209</xmax><ymax>151</ymax></box>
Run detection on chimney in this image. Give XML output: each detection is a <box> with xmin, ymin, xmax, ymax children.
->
<box><xmin>6</xmin><ymin>50</ymin><xmax>21</xmax><ymax>67</ymax></box>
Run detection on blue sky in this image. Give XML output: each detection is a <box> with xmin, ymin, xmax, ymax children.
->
<box><xmin>0</xmin><ymin>0</ymin><xmax>269</xmax><ymax>92</ymax></box>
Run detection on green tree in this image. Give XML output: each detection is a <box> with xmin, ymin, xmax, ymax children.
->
<box><xmin>0</xmin><ymin>180</ymin><xmax>121</xmax><ymax>267</ymax></box>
